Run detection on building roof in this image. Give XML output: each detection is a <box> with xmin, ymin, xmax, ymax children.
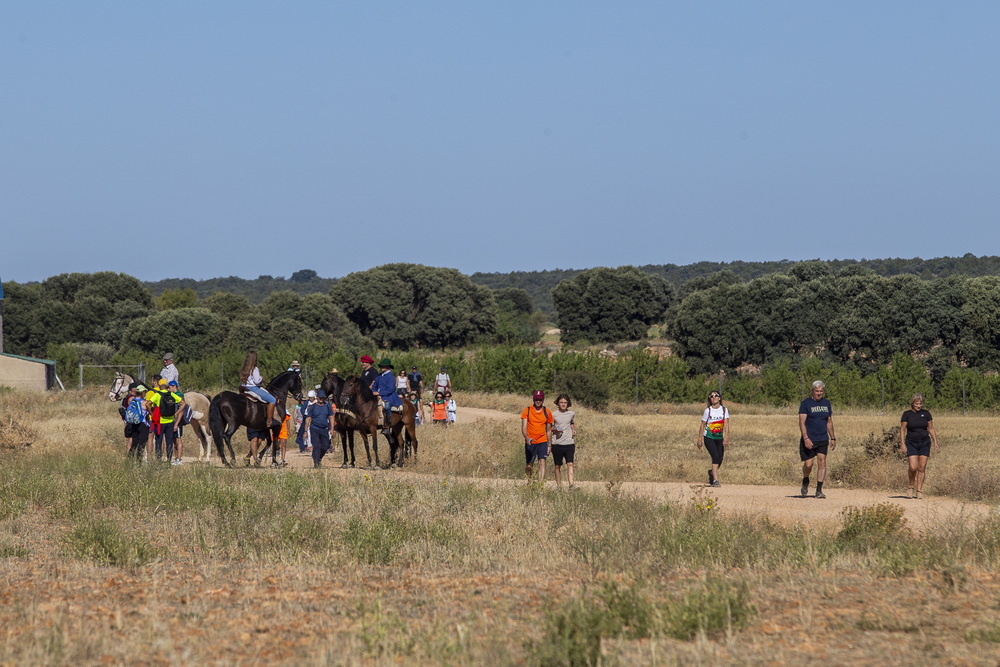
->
<box><xmin>0</xmin><ymin>352</ymin><xmax>56</xmax><ymax>366</ymax></box>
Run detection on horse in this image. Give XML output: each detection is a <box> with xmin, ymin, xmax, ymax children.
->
<box><xmin>320</xmin><ymin>372</ymin><xmax>363</xmax><ymax>468</ymax></box>
<box><xmin>208</xmin><ymin>370</ymin><xmax>304</xmax><ymax>467</ymax></box>
<box><xmin>108</xmin><ymin>372</ymin><xmax>215</xmax><ymax>462</ymax></box>
<box><xmin>337</xmin><ymin>374</ymin><xmax>418</xmax><ymax>469</ymax></box>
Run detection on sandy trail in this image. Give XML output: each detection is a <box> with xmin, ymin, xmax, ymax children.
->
<box><xmin>192</xmin><ymin>405</ymin><xmax>993</xmax><ymax>531</ymax></box>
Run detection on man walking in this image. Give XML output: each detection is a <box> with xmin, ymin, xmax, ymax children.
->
<box><xmin>435</xmin><ymin>366</ymin><xmax>452</xmax><ymax>395</ymax></box>
<box><xmin>521</xmin><ymin>390</ymin><xmax>553</xmax><ymax>482</ymax></box>
<box><xmin>799</xmin><ymin>380</ymin><xmax>836</xmax><ymax>498</ymax></box>
<box><xmin>408</xmin><ymin>366</ymin><xmax>426</xmax><ymax>423</ymax></box>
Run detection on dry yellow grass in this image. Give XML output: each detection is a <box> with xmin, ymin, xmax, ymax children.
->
<box><xmin>3</xmin><ymin>388</ymin><xmax>1000</xmax><ymax>665</ymax></box>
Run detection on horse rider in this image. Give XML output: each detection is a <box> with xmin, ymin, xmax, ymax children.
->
<box><xmin>239</xmin><ymin>350</ymin><xmax>278</xmax><ymax>427</ymax></box>
<box><xmin>287</xmin><ymin>359</ymin><xmax>301</xmax><ymax>373</ymax></box>
<box><xmin>359</xmin><ymin>355</ymin><xmax>378</xmax><ymax>393</ymax></box>
<box><xmin>371</xmin><ymin>358</ymin><xmax>402</xmax><ymax>436</ymax></box>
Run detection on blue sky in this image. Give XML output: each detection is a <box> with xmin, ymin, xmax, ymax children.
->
<box><xmin>3</xmin><ymin>2</ymin><xmax>998</xmax><ymax>283</ymax></box>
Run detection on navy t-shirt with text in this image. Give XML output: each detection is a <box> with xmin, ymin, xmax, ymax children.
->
<box><xmin>799</xmin><ymin>397</ymin><xmax>833</xmax><ymax>442</ymax></box>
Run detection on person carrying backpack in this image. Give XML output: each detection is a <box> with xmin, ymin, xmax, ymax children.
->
<box><xmin>521</xmin><ymin>390</ymin><xmax>553</xmax><ymax>482</ymax></box>
<box><xmin>123</xmin><ymin>382</ymin><xmax>150</xmax><ymax>460</ymax></box>
<box><xmin>145</xmin><ymin>379</ymin><xmax>186</xmax><ymax>464</ymax></box>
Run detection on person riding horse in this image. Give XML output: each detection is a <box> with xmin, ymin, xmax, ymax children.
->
<box><xmin>371</xmin><ymin>358</ymin><xmax>403</xmax><ymax>436</ymax></box>
<box><xmin>240</xmin><ymin>351</ymin><xmax>280</xmax><ymax>427</ymax></box>
<box><xmin>358</xmin><ymin>355</ymin><xmax>378</xmax><ymax>398</ymax></box>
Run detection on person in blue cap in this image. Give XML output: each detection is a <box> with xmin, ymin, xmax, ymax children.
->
<box><xmin>371</xmin><ymin>358</ymin><xmax>402</xmax><ymax>436</ymax></box>
<box><xmin>305</xmin><ymin>389</ymin><xmax>334</xmax><ymax>468</ymax></box>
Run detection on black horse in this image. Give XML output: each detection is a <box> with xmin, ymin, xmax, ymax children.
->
<box><xmin>337</xmin><ymin>374</ymin><xmax>417</xmax><ymax>469</ymax></box>
<box><xmin>320</xmin><ymin>372</ymin><xmax>360</xmax><ymax>468</ymax></box>
<box><xmin>208</xmin><ymin>370</ymin><xmax>304</xmax><ymax>467</ymax></box>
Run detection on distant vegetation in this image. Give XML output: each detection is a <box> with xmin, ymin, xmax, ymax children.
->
<box><xmin>8</xmin><ymin>254</ymin><xmax>1000</xmax><ymax>409</ymax></box>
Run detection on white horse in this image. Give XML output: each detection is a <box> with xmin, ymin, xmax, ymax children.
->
<box><xmin>109</xmin><ymin>371</ymin><xmax>214</xmax><ymax>462</ymax></box>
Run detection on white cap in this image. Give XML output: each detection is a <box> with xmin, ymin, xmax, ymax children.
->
<box><xmin>307</xmin><ymin>390</ymin><xmax>316</xmax><ymax>398</ymax></box>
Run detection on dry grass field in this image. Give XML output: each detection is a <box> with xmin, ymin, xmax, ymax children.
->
<box><xmin>2</xmin><ymin>388</ymin><xmax>1000</xmax><ymax>665</ymax></box>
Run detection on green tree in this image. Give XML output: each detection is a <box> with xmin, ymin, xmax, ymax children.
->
<box><xmin>121</xmin><ymin>308</ymin><xmax>226</xmax><ymax>360</ymax></box>
<box><xmin>330</xmin><ymin>264</ymin><xmax>498</xmax><ymax>348</ymax></box>
<box><xmin>552</xmin><ymin>266</ymin><xmax>674</xmax><ymax>344</ymax></box>
<box><xmin>157</xmin><ymin>287</ymin><xmax>199</xmax><ymax>311</ymax></box>
<box><xmin>202</xmin><ymin>292</ymin><xmax>253</xmax><ymax>320</ymax></box>
<box><xmin>493</xmin><ymin>287</ymin><xmax>533</xmax><ymax>315</ymax></box>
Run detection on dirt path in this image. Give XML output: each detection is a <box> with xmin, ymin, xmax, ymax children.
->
<box><xmin>192</xmin><ymin>405</ymin><xmax>994</xmax><ymax>531</ymax></box>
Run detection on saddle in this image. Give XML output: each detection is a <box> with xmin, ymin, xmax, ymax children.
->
<box><xmin>239</xmin><ymin>387</ymin><xmax>265</xmax><ymax>403</ymax></box>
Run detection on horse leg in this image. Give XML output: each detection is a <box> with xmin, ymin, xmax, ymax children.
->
<box><xmin>408</xmin><ymin>422</ymin><xmax>418</xmax><ymax>464</ymax></box>
<box><xmin>270</xmin><ymin>426</ymin><xmax>280</xmax><ymax>468</ymax></box>
<box><xmin>361</xmin><ymin>430</ymin><xmax>373</xmax><ymax>469</ymax></box>
<box><xmin>370</xmin><ymin>426</ymin><xmax>382</xmax><ymax>468</ymax></box>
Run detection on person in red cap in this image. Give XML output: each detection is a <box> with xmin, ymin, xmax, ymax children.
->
<box><xmin>521</xmin><ymin>389</ymin><xmax>553</xmax><ymax>481</ymax></box>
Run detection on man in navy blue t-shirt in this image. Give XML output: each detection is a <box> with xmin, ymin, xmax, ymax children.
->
<box><xmin>798</xmin><ymin>380</ymin><xmax>837</xmax><ymax>499</ymax></box>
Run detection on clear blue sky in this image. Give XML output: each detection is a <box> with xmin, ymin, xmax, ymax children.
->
<box><xmin>3</xmin><ymin>2</ymin><xmax>998</xmax><ymax>283</ymax></box>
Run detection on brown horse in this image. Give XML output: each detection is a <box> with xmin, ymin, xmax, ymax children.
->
<box><xmin>208</xmin><ymin>370</ymin><xmax>304</xmax><ymax>467</ymax></box>
<box><xmin>337</xmin><ymin>374</ymin><xmax>418</xmax><ymax>468</ymax></box>
<box><xmin>320</xmin><ymin>372</ymin><xmax>361</xmax><ymax>468</ymax></box>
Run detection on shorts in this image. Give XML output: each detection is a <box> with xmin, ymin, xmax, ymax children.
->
<box><xmin>551</xmin><ymin>444</ymin><xmax>575</xmax><ymax>466</ymax></box>
<box><xmin>799</xmin><ymin>437</ymin><xmax>829</xmax><ymax>461</ymax></box>
<box><xmin>175</xmin><ymin>423</ymin><xmax>184</xmax><ymax>437</ymax></box>
<box><xmin>525</xmin><ymin>441</ymin><xmax>549</xmax><ymax>465</ymax></box>
<box><xmin>906</xmin><ymin>441</ymin><xmax>932</xmax><ymax>457</ymax></box>
<box><xmin>247</xmin><ymin>428</ymin><xmax>268</xmax><ymax>441</ymax></box>
<box><xmin>124</xmin><ymin>422</ymin><xmax>136</xmax><ymax>438</ymax></box>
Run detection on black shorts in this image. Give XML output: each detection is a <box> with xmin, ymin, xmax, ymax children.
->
<box><xmin>906</xmin><ymin>441</ymin><xmax>931</xmax><ymax>457</ymax></box>
<box><xmin>175</xmin><ymin>423</ymin><xmax>184</xmax><ymax>437</ymax></box>
<box><xmin>799</xmin><ymin>437</ymin><xmax>829</xmax><ymax>461</ymax></box>
<box><xmin>124</xmin><ymin>423</ymin><xmax>135</xmax><ymax>438</ymax></box>
<box><xmin>551</xmin><ymin>444</ymin><xmax>575</xmax><ymax>466</ymax></box>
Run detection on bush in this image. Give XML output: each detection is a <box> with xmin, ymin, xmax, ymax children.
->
<box><xmin>837</xmin><ymin>503</ymin><xmax>908</xmax><ymax>551</ymax></box>
<box><xmin>553</xmin><ymin>371</ymin><xmax>610</xmax><ymax>411</ymax></box>
<box><xmin>664</xmin><ymin>578</ymin><xmax>756</xmax><ymax>640</ymax></box>
<box><xmin>861</xmin><ymin>427</ymin><xmax>905</xmax><ymax>460</ymax></box>
<box><xmin>67</xmin><ymin>518</ymin><xmax>162</xmax><ymax>568</ymax></box>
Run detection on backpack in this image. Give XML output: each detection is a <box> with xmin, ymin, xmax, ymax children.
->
<box><xmin>125</xmin><ymin>397</ymin><xmax>145</xmax><ymax>425</ymax></box>
<box><xmin>158</xmin><ymin>390</ymin><xmax>177</xmax><ymax>418</ymax></box>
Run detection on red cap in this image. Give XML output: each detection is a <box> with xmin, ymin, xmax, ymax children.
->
<box><xmin>532</xmin><ymin>390</ymin><xmax>544</xmax><ymax>401</ymax></box>
<box><xmin>360</xmin><ymin>355</ymin><xmax>374</xmax><ymax>364</ymax></box>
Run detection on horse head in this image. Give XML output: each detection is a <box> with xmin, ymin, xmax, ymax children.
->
<box><xmin>320</xmin><ymin>373</ymin><xmax>344</xmax><ymax>404</ymax></box>
<box><xmin>268</xmin><ymin>370</ymin><xmax>305</xmax><ymax>402</ymax></box>
<box><xmin>338</xmin><ymin>375</ymin><xmax>360</xmax><ymax>410</ymax></box>
<box><xmin>108</xmin><ymin>372</ymin><xmax>133</xmax><ymax>402</ymax></box>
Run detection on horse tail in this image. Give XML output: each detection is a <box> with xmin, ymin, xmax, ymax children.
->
<box><xmin>209</xmin><ymin>394</ymin><xmax>226</xmax><ymax>459</ymax></box>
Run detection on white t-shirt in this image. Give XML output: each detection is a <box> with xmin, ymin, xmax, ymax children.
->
<box><xmin>701</xmin><ymin>405</ymin><xmax>728</xmax><ymax>440</ymax></box>
<box><xmin>397</xmin><ymin>375</ymin><xmax>408</xmax><ymax>390</ymax></box>
<box><xmin>552</xmin><ymin>410</ymin><xmax>575</xmax><ymax>445</ymax></box>
<box><xmin>435</xmin><ymin>372</ymin><xmax>450</xmax><ymax>390</ymax></box>
<box><xmin>243</xmin><ymin>367</ymin><xmax>263</xmax><ymax>388</ymax></box>
<box><xmin>160</xmin><ymin>363</ymin><xmax>179</xmax><ymax>386</ymax></box>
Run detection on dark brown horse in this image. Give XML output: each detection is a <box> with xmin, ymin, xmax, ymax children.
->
<box><xmin>208</xmin><ymin>370</ymin><xmax>304</xmax><ymax>467</ymax></box>
<box><xmin>337</xmin><ymin>374</ymin><xmax>418</xmax><ymax>468</ymax></box>
<box><xmin>320</xmin><ymin>372</ymin><xmax>361</xmax><ymax>468</ymax></box>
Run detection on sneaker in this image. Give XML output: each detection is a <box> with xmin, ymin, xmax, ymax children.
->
<box><xmin>171</xmin><ymin>459</ymin><xmax>181</xmax><ymax>466</ymax></box>
<box><xmin>815</xmin><ymin>490</ymin><xmax>826</xmax><ymax>499</ymax></box>
<box><xmin>710</xmin><ymin>480</ymin><xmax>722</xmax><ymax>488</ymax></box>
<box><xmin>801</xmin><ymin>484</ymin><xmax>809</xmax><ymax>498</ymax></box>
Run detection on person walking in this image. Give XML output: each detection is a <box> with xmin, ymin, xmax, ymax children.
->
<box><xmin>306</xmin><ymin>389</ymin><xmax>335</xmax><ymax>468</ymax></box>
<box><xmin>698</xmin><ymin>391</ymin><xmax>730</xmax><ymax>487</ymax></box>
<box><xmin>160</xmin><ymin>352</ymin><xmax>179</xmax><ymax>387</ymax></box>
<box><xmin>408</xmin><ymin>366</ymin><xmax>426</xmax><ymax>423</ymax></box>
<box><xmin>123</xmin><ymin>382</ymin><xmax>150</xmax><ymax>461</ymax></box>
<box><xmin>446</xmin><ymin>391</ymin><xmax>457</xmax><ymax>425</ymax></box>
<box><xmin>799</xmin><ymin>380</ymin><xmax>836</xmax><ymax>499</ymax></box>
<box><xmin>900</xmin><ymin>393</ymin><xmax>940</xmax><ymax>499</ymax></box>
<box><xmin>521</xmin><ymin>390</ymin><xmax>553</xmax><ymax>482</ymax></box>
<box><xmin>167</xmin><ymin>380</ymin><xmax>186</xmax><ymax>465</ymax></box>
<box><xmin>431</xmin><ymin>392</ymin><xmax>448</xmax><ymax>424</ymax></box>
<box><xmin>435</xmin><ymin>366</ymin><xmax>452</xmax><ymax>394</ymax></box>
<box><xmin>239</xmin><ymin>351</ymin><xmax>277</xmax><ymax>428</ymax></box>
<box><xmin>146</xmin><ymin>379</ymin><xmax>185</xmax><ymax>464</ymax></box>
<box><xmin>551</xmin><ymin>394</ymin><xmax>578</xmax><ymax>491</ymax></box>
<box><xmin>396</xmin><ymin>370</ymin><xmax>408</xmax><ymax>398</ymax></box>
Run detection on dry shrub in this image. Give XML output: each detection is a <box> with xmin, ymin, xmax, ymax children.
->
<box><xmin>861</xmin><ymin>426</ymin><xmax>906</xmax><ymax>461</ymax></box>
<box><xmin>933</xmin><ymin>466</ymin><xmax>1000</xmax><ymax>501</ymax></box>
<box><xmin>0</xmin><ymin>413</ymin><xmax>35</xmax><ymax>450</ymax></box>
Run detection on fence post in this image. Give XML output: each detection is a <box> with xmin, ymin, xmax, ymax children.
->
<box><xmin>635</xmin><ymin>371</ymin><xmax>639</xmax><ymax>405</ymax></box>
<box><xmin>880</xmin><ymin>377</ymin><xmax>885</xmax><ymax>414</ymax></box>
<box><xmin>801</xmin><ymin>375</ymin><xmax>805</xmax><ymax>400</ymax></box>
<box><xmin>470</xmin><ymin>367</ymin><xmax>474</xmax><ymax>394</ymax></box>
<box><xmin>138</xmin><ymin>363</ymin><xmax>145</xmax><ymax>382</ymax></box>
<box><xmin>962</xmin><ymin>377</ymin><xmax>966</xmax><ymax>416</ymax></box>
<box><xmin>79</xmin><ymin>364</ymin><xmax>83</xmax><ymax>390</ymax></box>
<box><xmin>221</xmin><ymin>362</ymin><xmax>225</xmax><ymax>392</ymax></box>
<box><xmin>719</xmin><ymin>369</ymin><xmax>724</xmax><ymax>395</ymax></box>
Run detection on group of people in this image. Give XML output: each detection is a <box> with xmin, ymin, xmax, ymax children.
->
<box><xmin>520</xmin><ymin>390</ymin><xmax>579</xmax><ymax>490</ymax></box>
<box><xmin>118</xmin><ymin>353</ymin><xmax>190</xmax><ymax>464</ymax></box>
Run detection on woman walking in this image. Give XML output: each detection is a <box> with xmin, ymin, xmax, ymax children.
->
<box><xmin>900</xmin><ymin>393</ymin><xmax>940</xmax><ymax>499</ymax></box>
<box><xmin>697</xmin><ymin>391</ymin><xmax>729</xmax><ymax>487</ymax></box>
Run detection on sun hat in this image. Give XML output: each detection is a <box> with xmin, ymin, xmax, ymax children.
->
<box><xmin>378</xmin><ymin>358</ymin><xmax>393</xmax><ymax>368</ymax></box>
<box><xmin>532</xmin><ymin>390</ymin><xmax>545</xmax><ymax>401</ymax></box>
<box><xmin>290</xmin><ymin>360</ymin><xmax>300</xmax><ymax>366</ymax></box>
<box><xmin>307</xmin><ymin>390</ymin><xmax>316</xmax><ymax>398</ymax></box>
<box><xmin>331</xmin><ymin>368</ymin><xmax>338</xmax><ymax>374</ymax></box>
<box><xmin>360</xmin><ymin>355</ymin><xmax>375</xmax><ymax>364</ymax></box>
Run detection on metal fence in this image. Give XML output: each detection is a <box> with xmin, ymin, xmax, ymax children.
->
<box><xmin>78</xmin><ymin>363</ymin><xmax>146</xmax><ymax>389</ymax></box>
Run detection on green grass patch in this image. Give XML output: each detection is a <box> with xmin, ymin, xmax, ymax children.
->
<box><xmin>67</xmin><ymin>518</ymin><xmax>162</xmax><ymax>568</ymax></box>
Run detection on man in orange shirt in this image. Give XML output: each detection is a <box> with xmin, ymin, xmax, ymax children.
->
<box><xmin>521</xmin><ymin>390</ymin><xmax>553</xmax><ymax>481</ymax></box>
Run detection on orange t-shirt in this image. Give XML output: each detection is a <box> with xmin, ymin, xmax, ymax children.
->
<box><xmin>520</xmin><ymin>406</ymin><xmax>553</xmax><ymax>444</ymax></box>
<box><xmin>432</xmin><ymin>400</ymin><xmax>447</xmax><ymax>420</ymax></box>
<box><xmin>278</xmin><ymin>414</ymin><xmax>290</xmax><ymax>440</ymax></box>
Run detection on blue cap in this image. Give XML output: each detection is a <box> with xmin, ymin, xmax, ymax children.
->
<box><xmin>316</xmin><ymin>389</ymin><xmax>326</xmax><ymax>398</ymax></box>
<box><xmin>168</xmin><ymin>381</ymin><xmax>178</xmax><ymax>387</ymax></box>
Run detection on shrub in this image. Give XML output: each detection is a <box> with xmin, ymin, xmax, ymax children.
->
<box><xmin>837</xmin><ymin>503</ymin><xmax>908</xmax><ymax>551</ymax></box>
<box><xmin>664</xmin><ymin>578</ymin><xmax>756</xmax><ymax>640</ymax></box>
<box><xmin>861</xmin><ymin>427</ymin><xmax>905</xmax><ymax>460</ymax></box>
<box><xmin>67</xmin><ymin>518</ymin><xmax>162</xmax><ymax>568</ymax></box>
<box><xmin>553</xmin><ymin>371</ymin><xmax>610</xmax><ymax>411</ymax></box>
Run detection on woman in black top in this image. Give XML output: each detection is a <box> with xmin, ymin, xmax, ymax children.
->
<box><xmin>899</xmin><ymin>393</ymin><xmax>940</xmax><ymax>499</ymax></box>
